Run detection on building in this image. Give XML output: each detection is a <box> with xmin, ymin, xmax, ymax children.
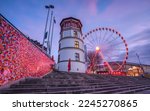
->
<box><xmin>125</xmin><ymin>62</ymin><xmax>150</xmax><ymax>76</ymax></box>
<box><xmin>93</xmin><ymin>61</ymin><xmax>150</xmax><ymax>76</ymax></box>
<box><xmin>57</xmin><ymin>17</ymin><xmax>86</xmax><ymax>72</ymax></box>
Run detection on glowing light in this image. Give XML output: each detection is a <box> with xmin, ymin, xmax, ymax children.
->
<box><xmin>96</xmin><ymin>46</ymin><xmax>100</xmax><ymax>51</ymax></box>
<box><xmin>0</xmin><ymin>16</ymin><xmax>54</xmax><ymax>86</ymax></box>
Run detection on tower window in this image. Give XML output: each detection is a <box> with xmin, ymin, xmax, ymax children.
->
<box><xmin>59</xmin><ymin>43</ymin><xmax>61</xmax><ymax>50</ymax></box>
<box><xmin>74</xmin><ymin>31</ymin><xmax>78</xmax><ymax>37</ymax></box>
<box><xmin>58</xmin><ymin>55</ymin><xmax>60</xmax><ymax>62</ymax></box>
<box><xmin>75</xmin><ymin>53</ymin><xmax>80</xmax><ymax>61</ymax></box>
<box><xmin>74</xmin><ymin>41</ymin><xmax>79</xmax><ymax>48</ymax></box>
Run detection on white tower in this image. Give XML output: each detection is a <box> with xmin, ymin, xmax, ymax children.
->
<box><xmin>57</xmin><ymin>17</ymin><xmax>86</xmax><ymax>73</ymax></box>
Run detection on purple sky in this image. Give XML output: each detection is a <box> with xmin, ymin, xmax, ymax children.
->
<box><xmin>0</xmin><ymin>0</ymin><xmax>150</xmax><ymax>64</ymax></box>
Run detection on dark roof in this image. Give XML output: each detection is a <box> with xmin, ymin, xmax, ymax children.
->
<box><xmin>60</xmin><ymin>17</ymin><xmax>82</xmax><ymax>27</ymax></box>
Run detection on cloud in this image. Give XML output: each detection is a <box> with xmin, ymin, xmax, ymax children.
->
<box><xmin>1</xmin><ymin>0</ymin><xmax>150</xmax><ymax>64</ymax></box>
<box><xmin>126</xmin><ymin>29</ymin><xmax>150</xmax><ymax>64</ymax></box>
<box><xmin>100</xmin><ymin>0</ymin><xmax>150</xmax><ymax>19</ymax></box>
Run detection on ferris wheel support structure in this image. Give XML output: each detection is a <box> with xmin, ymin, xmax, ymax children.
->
<box><xmin>96</xmin><ymin>49</ymin><xmax>113</xmax><ymax>73</ymax></box>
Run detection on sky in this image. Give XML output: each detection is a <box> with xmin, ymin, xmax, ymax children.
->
<box><xmin>0</xmin><ymin>0</ymin><xmax>150</xmax><ymax>65</ymax></box>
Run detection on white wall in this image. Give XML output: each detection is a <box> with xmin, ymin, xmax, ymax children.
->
<box><xmin>60</xmin><ymin>38</ymin><xmax>84</xmax><ymax>50</ymax></box>
<box><xmin>62</xmin><ymin>30</ymin><xmax>71</xmax><ymax>37</ymax></box>
<box><xmin>58</xmin><ymin>61</ymin><xmax>86</xmax><ymax>73</ymax></box>
<box><xmin>63</xmin><ymin>29</ymin><xmax>82</xmax><ymax>38</ymax></box>
<box><xmin>58</xmin><ymin>23</ymin><xmax>86</xmax><ymax>73</ymax></box>
<box><xmin>59</xmin><ymin>49</ymin><xmax>85</xmax><ymax>62</ymax></box>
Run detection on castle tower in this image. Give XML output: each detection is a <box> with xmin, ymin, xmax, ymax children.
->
<box><xmin>58</xmin><ymin>17</ymin><xmax>86</xmax><ymax>73</ymax></box>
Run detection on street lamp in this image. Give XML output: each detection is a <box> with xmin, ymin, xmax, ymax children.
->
<box><xmin>42</xmin><ymin>4</ymin><xmax>54</xmax><ymax>50</ymax></box>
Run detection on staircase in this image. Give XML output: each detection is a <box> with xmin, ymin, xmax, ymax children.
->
<box><xmin>0</xmin><ymin>71</ymin><xmax>150</xmax><ymax>94</ymax></box>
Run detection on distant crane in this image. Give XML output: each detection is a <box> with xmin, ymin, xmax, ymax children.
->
<box><xmin>136</xmin><ymin>53</ymin><xmax>145</xmax><ymax>74</ymax></box>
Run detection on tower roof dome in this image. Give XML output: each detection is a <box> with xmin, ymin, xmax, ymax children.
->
<box><xmin>60</xmin><ymin>17</ymin><xmax>82</xmax><ymax>27</ymax></box>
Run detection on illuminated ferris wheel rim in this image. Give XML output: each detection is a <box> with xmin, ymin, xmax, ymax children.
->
<box><xmin>83</xmin><ymin>27</ymin><xmax>129</xmax><ymax>72</ymax></box>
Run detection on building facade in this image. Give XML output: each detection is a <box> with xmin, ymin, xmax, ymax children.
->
<box><xmin>94</xmin><ymin>61</ymin><xmax>150</xmax><ymax>76</ymax></box>
<box><xmin>57</xmin><ymin>17</ymin><xmax>86</xmax><ymax>73</ymax></box>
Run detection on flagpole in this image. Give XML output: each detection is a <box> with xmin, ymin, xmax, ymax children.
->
<box><xmin>49</xmin><ymin>16</ymin><xmax>56</xmax><ymax>56</ymax></box>
<box><xmin>47</xmin><ymin>11</ymin><xmax>53</xmax><ymax>54</ymax></box>
<box><xmin>42</xmin><ymin>5</ymin><xmax>54</xmax><ymax>51</ymax></box>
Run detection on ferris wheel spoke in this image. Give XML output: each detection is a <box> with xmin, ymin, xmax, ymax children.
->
<box><xmin>106</xmin><ymin>50</ymin><xmax>122</xmax><ymax>59</ymax></box>
<box><xmin>101</xmin><ymin>30</ymin><xmax>108</xmax><ymax>44</ymax></box>
<box><xmin>94</xmin><ymin>30</ymin><xmax>100</xmax><ymax>46</ymax></box>
<box><xmin>109</xmin><ymin>41</ymin><xmax>124</xmax><ymax>47</ymax></box>
<box><xmin>88</xmin><ymin>34</ymin><xmax>96</xmax><ymax>46</ymax></box>
<box><xmin>107</xmin><ymin>36</ymin><xmax>120</xmax><ymax>44</ymax></box>
<box><xmin>114</xmin><ymin>41</ymin><xmax>124</xmax><ymax>46</ymax></box>
<box><xmin>99</xmin><ymin>31</ymin><xmax>102</xmax><ymax>43</ymax></box>
<box><xmin>113</xmin><ymin>48</ymin><xmax>126</xmax><ymax>51</ymax></box>
<box><xmin>95</xmin><ymin>31</ymin><xmax>101</xmax><ymax>47</ymax></box>
<box><xmin>103</xmin><ymin>31</ymin><xmax>114</xmax><ymax>43</ymax></box>
<box><xmin>91</xmin><ymin>33</ymin><xmax>99</xmax><ymax>46</ymax></box>
<box><xmin>86</xmin><ymin>46</ymin><xmax>94</xmax><ymax>51</ymax></box>
<box><xmin>88</xmin><ymin>34</ymin><xmax>98</xmax><ymax>46</ymax></box>
<box><xmin>103</xmin><ymin>30</ymin><xmax>112</xmax><ymax>44</ymax></box>
<box><xmin>99</xmin><ymin>30</ymin><xmax>102</xmax><ymax>45</ymax></box>
<box><xmin>85</xmin><ymin>38</ymin><xmax>95</xmax><ymax>47</ymax></box>
<box><xmin>85</xmin><ymin>36</ymin><xmax>97</xmax><ymax>47</ymax></box>
<box><xmin>111</xmin><ymin>50</ymin><xmax>126</xmax><ymax>54</ymax></box>
<box><xmin>85</xmin><ymin>41</ymin><xmax>95</xmax><ymax>48</ymax></box>
<box><xmin>106</xmin><ymin>52</ymin><xmax>120</xmax><ymax>59</ymax></box>
<box><xmin>85</xmin><ymin>45</ymin><xmax>94</xmax><ymax>51</ymax></box>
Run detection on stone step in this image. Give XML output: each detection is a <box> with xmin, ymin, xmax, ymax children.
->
<box><xmin>1</xmin><ymin>83</ymin><xmax>146</xmax><ymax>94</ymax></box>
<box><xmin>1</xmin><ymin>71</ymin><xmax>150</xmax><ymax>94</ymax></box>
<box><xmin>45</xmin><ymin>84</ymin><xmax>149</xmax><ymax>94</ymax></box>
<box><xmin>1</xmin><ymin>83</ymin><xmax>150</xmax><ymax>94</ymax></box>
<box><xmin>0</xmin><ymin>88</ymin><xmax>47</xmax><ymax>94</ymax></box>
<box><xmin>91</xmin><ymin>85</ymin><xmax>150</xmax><ymax>94</ymax></box>
<box><xmin>114</xmin><ymin>87</ymin><xmax>150</xmax><ymax>94</ymax></box>
<box><xmin>10</xmin><ymin>80</ymin><xmax>128</xmax><ymax>89</ymax></box>
<box><xmin>9</xmin><ymin>82</ymin><xmax>118</xmax><ymax>89</ymax></box>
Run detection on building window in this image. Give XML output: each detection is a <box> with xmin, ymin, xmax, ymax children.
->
<box><xmin>75</xmin><ymin>53</ymin><xmax>80</xmax><ymax>61</ymax></box>
<box><xmin>74</xmin><ymin>41</ymin><xmax>79</xmax><ymax>48</ymax></box>
<box><xmin>59</xmin><ymin>43</ymin><xmax>61</xmax><ymax>50</ymax></box>
<box><xmin>60</xmin><ymin>32</ymin><xmax>63</xmax><ymax>38</ymax></box>
<box><xmin>73</xmin><ymin>31</ymin><xmax>78</xmax><ymax>37</ymax></box>
<box><xmin>66</xmin><ymin>22</ymin><xmax>71</xmax><ymax>27</ymax></box>
<box><xmin>58</xmin><ymin>55</ymin><xmax>60</xmax><ymax>62</ymax></box>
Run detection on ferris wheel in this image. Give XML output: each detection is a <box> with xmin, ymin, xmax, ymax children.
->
<box><xmin>83</xmin><ymin>27</ymin><xmax>128</xmax><ymax>74</ymax></box>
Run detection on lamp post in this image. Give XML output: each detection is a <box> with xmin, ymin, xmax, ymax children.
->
<box><xmin>42</xmin><ymin>5</ymin><xmax>54</xmax><ymax>50</ymax></box>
